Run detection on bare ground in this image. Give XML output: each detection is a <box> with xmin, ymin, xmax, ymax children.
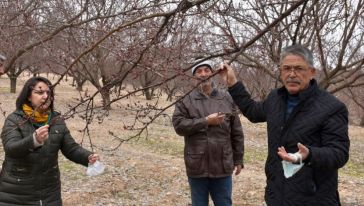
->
<box><xmin>0</xmin><ymin>75</ymin><xmax>363</xmax><ymax>206</ymax></box>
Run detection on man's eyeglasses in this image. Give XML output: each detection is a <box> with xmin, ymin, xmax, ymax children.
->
<box><xmin>280</xmin><ymin>66</ymin><xmax>309</xmax><ymax>74</ymax></box>
<box><xmin>33</xmin><ymin>89</ymin><xmax>51</xmax><ymax>96</ymax></box>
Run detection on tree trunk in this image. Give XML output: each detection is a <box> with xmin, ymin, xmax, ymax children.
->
<box><xmin>144</xmin><ymin>88</ymin><xmax>152</xmax><ymax>100</ymax></box>
<box><xmin>76</xmin><ymin>83</ymin><xmax>83</xmax><ymax>92</ymax></box>
<box><xmin>166</xmin><ymin>94</ymin><xmax>172</xmax><ymax>102</ymax></box>
<box><xmin>10</xmin><ymin>76</ymin><xmax>17</xmax><ymax>93</ymax></box>
<box><xmin>165</xmin><ymin>87</ymin><xmax>176</xmax><ymax>102</ymax></box>
<box><xmin>75</xmin><ymin>79</ymin><xmax>85</xmax><ymax>91</ymax></box>
<box><xmin>72</xmin><ymin>78</ymin><xmax>76</xmax><ymax>87</ymax></box>
<box><xmin>100</xmin><ymin>88</ymin><xmax>111</xmax><ymax>110</ymax></box>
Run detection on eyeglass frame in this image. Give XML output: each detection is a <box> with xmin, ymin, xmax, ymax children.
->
<box><xmin>32</xmin><ymin>89</ymin><xmax>52</xmax><ymax>96</ymax></box>
<box><xmin>279</xmin><ymin>65</ymin><xmax>312</xmax><ymax>74</ymax></box>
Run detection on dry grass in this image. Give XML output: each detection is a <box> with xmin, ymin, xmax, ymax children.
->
<box><xmin>0</xmin><ymin>74</ymin><xmax>363</xmax><ymax>205</ymax></box>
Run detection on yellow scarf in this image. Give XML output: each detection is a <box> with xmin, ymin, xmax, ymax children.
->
<box><xmin>22</xmin><ymin>104</ymin><xmax>50</xmax><ymax>123</ymax></box>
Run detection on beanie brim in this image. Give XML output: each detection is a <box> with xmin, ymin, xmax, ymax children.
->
<box><xmin>191</xmin><ymin>61</ymin><xmax>213</xmax><ymax>75</ymax></box>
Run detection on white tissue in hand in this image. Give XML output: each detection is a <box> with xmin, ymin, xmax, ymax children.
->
<box><xmin>282</xmin><ymin>153</ymin><xmax>304</xmax><ymax>178</ymax></box>
<box><xmin>86</xmin><ymin>160</ymin><xmax>105</xmax><ymax>176</ymax></box>
<box><xmin>288</xmin><ymin>153</ymin><xmax>302</xmax><ymax>163</ymax></box>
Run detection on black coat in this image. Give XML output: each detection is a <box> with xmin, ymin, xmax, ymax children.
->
<box><xmin>228</xmin><ymin>80</ymin><xmax>349</xmax><ymax>206</ymax></box>
<box><xmin>0</xmin><ymin>110</ymin><xmax>92</xmax><ymax>206</ymax></box>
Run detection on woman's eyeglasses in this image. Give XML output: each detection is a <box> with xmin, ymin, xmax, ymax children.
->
<box><xmin>33</xmin><ymin>89</ymin><xmax>51</xmax><ymax>96</ymax></box>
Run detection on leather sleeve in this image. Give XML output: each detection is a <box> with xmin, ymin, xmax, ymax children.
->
<box><xmin>172</xmin><ymin>100</ymin><xmax>208</xmax><ymax>137</ymax></box>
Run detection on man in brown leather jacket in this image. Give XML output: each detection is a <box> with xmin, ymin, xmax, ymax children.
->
<box><xmin>172</xmin><ymin>60</ymin><xmax>244</xmax><ymax>206</ymax></box>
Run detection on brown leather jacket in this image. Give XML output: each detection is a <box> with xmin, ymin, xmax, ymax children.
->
<box><xmin>172</xmin><ymin>88</ymin><xmax>244</xmax><ymax>178</ymax></box>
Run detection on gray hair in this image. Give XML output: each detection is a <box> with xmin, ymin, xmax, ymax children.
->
<box><xmin>280</xmin><ymin>45</ymin><xmax>314</xmax><ymax>68</ymax></box>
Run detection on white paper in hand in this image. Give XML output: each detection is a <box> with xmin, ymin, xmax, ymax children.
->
<box><xmin>86</xmin><ymin>160</ymin><xmax>105</xmax><ymax>176</ymax></box>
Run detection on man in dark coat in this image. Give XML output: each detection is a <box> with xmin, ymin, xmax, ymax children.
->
<box><xmin>219</xmin><ymin>45</ymin><xmax>349</xmax><ymax>206</ymax></box>
<box><xmin>172</xmin><ymin>61</ymin><xmax>244</xmax><ymax>206</ymax></box>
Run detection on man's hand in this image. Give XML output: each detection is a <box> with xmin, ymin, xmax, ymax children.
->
<box><xmin>206</xmin><ymin>113</ymin><xmax>225</xmax><ymax>126</ymax></box>
<box><xmin>277</xmin><ymin>143</ymin><xmax>310</xmax><ymax>163</ymax></box>
<box><xmin>218</xmin><ymin>61</ymin><xmax>238</xmax><ymax>87</ymax></box>
<box><xmin>234</xmin><ymin>165</ymin><xmax>243</xmax><ymax>175</ymax></box>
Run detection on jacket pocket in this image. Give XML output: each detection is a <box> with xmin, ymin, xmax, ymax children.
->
<box><xmin>222</xmin><ymin>145</ymin><xmax>234</xmax><ymax>173</ymax></box>
<box><xmin>285</xmin><ymin>165</ymin><xmax>316</xmax><ymax>196</ymax></box>
<box><xmin>185</xmin><ymin>147</ymin><xmax>205</xmax><ymax>176</ymax></box>
<box><xmin>9</xmin><ymin>163</ymin><xmax>32</xmax><ymax>178</ymax></box>
<box><xmin>4</xmin><ymin>168</ymin><xmax>34</xmax><ymax>185</ymax></box>
<box><xmin>47</xmin><ymin>142</ymin><xmax>61</xmax><ymax>154</ymax></box>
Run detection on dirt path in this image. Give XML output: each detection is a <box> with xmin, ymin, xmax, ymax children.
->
<box><xmin>60</xmin><ymin>142</ymin><xmax>267</xmax><ymax>206</ymax></box>
<box><xmin>59</xmin><ymin>135</ymin><xmax>364</xmax><ymax>206</ymax></box>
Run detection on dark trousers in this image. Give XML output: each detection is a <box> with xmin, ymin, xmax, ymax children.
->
<box><xmin>188</xmin><ymin>176</ymin><xmax>232</xmax><ymax>206</ymax></box>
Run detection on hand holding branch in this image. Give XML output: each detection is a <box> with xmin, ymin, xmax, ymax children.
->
<box><xmin>218</xmin><ymin>62</ymin><xmax>238</xmax><ymax>87</ymax></box>
<box><xmin>34</xmin><ymin>125</ymin><xmax>50</xmax><ymax>144</ymax></box>
<box><xmin>206</xmin><ymin>113</ymin><xmax>225</xmax><ymax>126</ymax></box>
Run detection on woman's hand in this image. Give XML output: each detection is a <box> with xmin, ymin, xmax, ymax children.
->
<box><xmin>88</xmin><ymin>154</ymin><xmax>100</xmax><ymax>164</ymax></box>
<box><xmin>34</xmin><ymin>125</ymin><xmax>50</xmax><ymax>144</ymax></box>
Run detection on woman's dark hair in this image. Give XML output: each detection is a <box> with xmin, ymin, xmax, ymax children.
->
<box><xmin>16</xmin><ymin>76</ymin><xmax>55</xmax><ymax>111</ymax></box>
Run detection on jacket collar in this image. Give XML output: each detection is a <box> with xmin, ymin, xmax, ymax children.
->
<box><xmin>13</xmin><ymin>109</ymin><xmax>59</xmax><ymax>119</ymax></box>
<box><xmin>278</xmin><ymin>79</ymin><xmax>318</xmax><ymax>101</ymax></box>
<box><xmin>191</xmin><ymin>87</ymin><xmax>223</xmax><ymax>100</ymax></box>
<box><xmin>14</xmin><ymin>109</ymin><xmax>26</xmax><ymax>117</ymax></box>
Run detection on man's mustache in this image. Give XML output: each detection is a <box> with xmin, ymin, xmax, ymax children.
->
<box><xmin>286</xmin><ymin>78</ymin><xmax>300</xmax><ymax>84</ymax></box>
<box><xmin>197</xmin><ymin>77</ymin><xmax>211</xmax><ymax>81</ymax></box>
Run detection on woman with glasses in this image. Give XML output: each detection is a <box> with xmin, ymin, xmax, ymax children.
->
<box><xmin>0</xmin><ymin>76</ymin><xmax>100</xmax><ymax>206</ymax></box>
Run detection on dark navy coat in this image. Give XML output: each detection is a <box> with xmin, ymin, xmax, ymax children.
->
<box><xmin>229</xmin><ymin>80</ymin><xmax>349</xmax><ymax>206</ymax></box>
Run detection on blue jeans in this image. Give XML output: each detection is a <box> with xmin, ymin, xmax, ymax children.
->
<box><xmin>188</xmin><ymin>176</ymin><xmax>232</xmax><ymax>206</ymax></box>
